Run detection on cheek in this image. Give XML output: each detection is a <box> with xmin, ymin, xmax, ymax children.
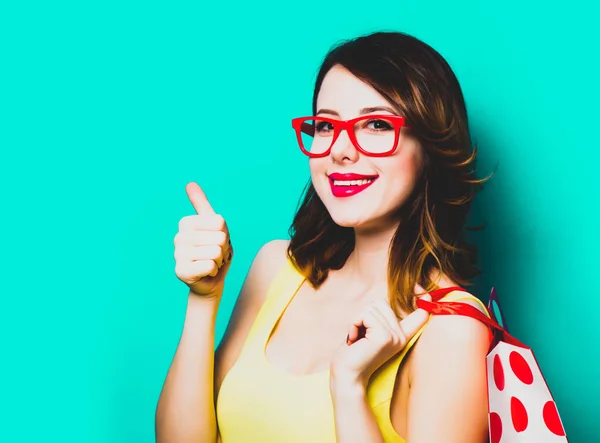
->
<box><xmin>404</xmin><ymin>144</ymin><xmax>423</xmax><ymax>179</ymax></box>
<box><xmin>392</xmin><ymin>147</ymin><xmax>420</xmax><ymax>175</ymax></box>
<box><xmin>402</xmin><ymin>153</ymin><xmax>422</xmax><ymax>181</ymax></box>
<box><xmin>385</xmin><ymin>149</ymin><xmax>423</xmax><ymax>196</ymax></box>
<box><xmin>309</xmin><ymin>158</ymin><xmax>327</xmax><ymax>180</ymax></box>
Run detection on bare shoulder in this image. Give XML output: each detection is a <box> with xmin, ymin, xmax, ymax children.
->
<box><xmin>401</xmin><ymin>285</ymin><xmax>490</xmax><ymax>441</ymax></box>
<box><xmin>247</xmin><ymin>239</ymin><xmax>291</xmax><ymax>286</ymax></box>
<box><xmin>416</xmin><ymin>288</ymin><xmax>489</xmax><ymax>358</ymax></box>
<box><xmin>414</xmin><ymin>280</ymin><xmax>489</xmax><ymax>361</ymax></box>
<box><xmin>214</xmin><ymin>239</ymin><xmax>290</xmax><ymax>393</ymax></box>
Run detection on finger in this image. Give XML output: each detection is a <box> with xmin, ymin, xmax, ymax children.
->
<box><xmin>371</xmin><ymin>300</ymin><xmax>401</xmax><ymax>333</ymax></box>
<box><xmin>361</xmin><ymin>309</ymin><xmax>394</xmax><ymax>344</ymax></box>
<box><xmin>178</xmin><ymin>230</ymin><xmax>227</xmax><ymax>247</ymax></box>
<box><xmin>176</xmin><ymin>259</ymin><xmax>219</xmax><ymax>281</ymax></box>
<box><xmin>347</xmin><ymin>305</ymin><xmax>373</xmax><ymax>345</ymax></box>
<box><xmin>398</xmin><ymin>294</ymin><xmax>432</xmax><ymax>339</ymax></box>
<box><xmin>204</xmin><ymin>260</ymin><xmax>220</xmax><ymax>277</ymax></box>
<box><xmin>208</xmin><ymin>261</ymin><xmax>220</xmax><ymax>277</ymax></box>
<box><xmin>180</xmin><ymin>214</ymin><xmax>228</xmax><ymax>232</ymax></box>
<box><xmin>347</xmin><ymin>321</ymin><xmax>363</xmax><ymax>345</ymax></box>
<box><xmin>223</xmin><ymin>238</ymin><xmax>234</xmax><ymax>264</ymax></box>
<box><xmin>196</xmin><ymin>215</ymin><xmax>228</xmax><ymax>232</ymax></box>
<box><xmin>346</xmin><ymin>326</ymin><xmax>357</xmax><ymax>345</ymax></box>
<box><xmin>193</xmin><ymin>245</ymin><xmax>224</xmax><ymax>267</ymax></box>
<box><xmin>368</xmin><ymin>303</ymin><xmax>394</xmax><ymax>335</ymax></box>
<box><xmin>349</xmin><ymin>306</ymin><xmax>387</xmax><ymax>342</ymax></box>
<box><xmin>413</xmin><ymin>283</ymin><xmax>429</xmax><ymax>309</ymax></box>
<box><xmin>186</xmin><ymin>182</ymin><xmax>215</xmax><ymax>215</ymax></box>
<box><xmin>414</xmin><ymin>283</ymin><xmax>427</xmax><ymax>297</ymax></box>
<box><xmin>176</xmin><ymin>245</ymin><xmax>224</xmax><ymax>267</ymax></box>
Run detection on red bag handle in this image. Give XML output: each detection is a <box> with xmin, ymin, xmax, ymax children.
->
<box><xmin>423</xmin><ymin>287</ymin><xmax>527</xmax><ymax>349</ymax></box>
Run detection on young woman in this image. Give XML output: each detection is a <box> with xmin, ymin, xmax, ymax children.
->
<box><xmin>156</xmin><ymin>31</ymin><xmax>492</xmax><ymax>443</ymax></box>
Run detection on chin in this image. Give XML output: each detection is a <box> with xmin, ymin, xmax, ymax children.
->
<box><xmin>330</xmin><ymin>215</ymin><xmax>368</xmax><ymax>228</ymax></box>
<box><xmin>317</xmin><ymin>198</ymin><xmax>364</xmax><ymax>227</ymax></box>
<box><xmin>326</xmin><ymin>207</ymin><xmax>384</xmax><ymax>230</ymax></box>
<box><xmin>314</xmin><ymin>182</ymin><xmax>402</xmax><ymax>231</ymax></box>
<box><xmin>323</xmin><ymin>199</ymin><xmax>400</xmax><ymax>232</ymax></box>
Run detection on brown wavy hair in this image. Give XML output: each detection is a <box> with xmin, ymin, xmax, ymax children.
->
<box><xmin>287</xmin><ymin>31</ymin><xmax>490</xmax><ymax>316</ymax></box>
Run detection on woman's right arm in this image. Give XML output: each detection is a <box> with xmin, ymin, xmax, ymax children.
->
<box><xmin>156</xmin><ymin>240</ymin><xmax>288</xmax><ymax>443</ymax></box>
<box><xmin>155</xmin><ymin>182</ymin><xmax>288</xmax><ymax>443</ymax></box>
<box><xmin>155</xmin><ymin>290</ymin><xmax>222</xmax><ymax>443</ymax></box>
<box><xmin>213</xmin><ymin>239</ymin><xmax>290</xmax><ymax>433</ymax></box>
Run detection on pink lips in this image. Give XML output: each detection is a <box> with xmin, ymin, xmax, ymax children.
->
<box><xmin>328</xmin><ymin>172</ymin><xmax>378</xmax><ymax>198</ymax></box>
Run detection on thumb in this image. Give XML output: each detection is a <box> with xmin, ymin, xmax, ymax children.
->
<box><xmin>399</xmin><ymin>294</ymin><xmax>432</xmax><ymax>339</ymax></box>
<box><xmin>186</xmin><ymin>182</ymin><xmax>215</xmax><ymax>215</ymax></box>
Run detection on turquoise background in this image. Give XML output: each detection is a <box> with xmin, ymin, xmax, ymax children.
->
<box><xmin>1</xmin><ymin>1</ymin><xmax>598</xmax><ymax>441</ymax></box>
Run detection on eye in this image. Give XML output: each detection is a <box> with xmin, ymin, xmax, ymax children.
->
<box><xmin>315</xmin><ymin>120</ymin><xmax>334</xmax><ymax>134</ymax></box>
<box><xmin>366</xmin><ymin>119</ymin><xmax>394</xmax><ymax>131</ymax></box>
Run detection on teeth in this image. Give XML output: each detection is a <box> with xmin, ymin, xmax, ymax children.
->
<box><xmin>332</xmin><ymin>179</ymin><xmax>374</xmax><ymax>186</ymax></box>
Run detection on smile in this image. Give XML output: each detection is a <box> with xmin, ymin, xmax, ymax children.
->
<box><xmin>328</xmin><ymin>173</ymin><xmax>378</xmax><ymax>198</ymax></box>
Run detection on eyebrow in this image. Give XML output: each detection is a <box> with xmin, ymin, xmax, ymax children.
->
<box><xmin>316</xmin><ymin>106</ymin><xmax>397</xmax><ymax>116</ymax></box>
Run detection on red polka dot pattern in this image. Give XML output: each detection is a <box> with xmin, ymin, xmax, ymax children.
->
<box><xmin>485</xmin><ymin>326</ymin><xmax>569</xmax><ymax>440</ymax></box>
<box><xmin>511</xmin><ymin>396</ymin><xmax>528</xmax><ymax>432</ymax></box>
<box><xmin>543</xmin><ymin>400</ymin><xmax>566</xmax><ymax>436</ymax></box>
<box><xmin>490</xmin><ymin>412</ymin><xmax>502</xmax><ymax>443</ymax></box>
<box><xmin>509</xmin><ymin>351</ymin><xmax>534</xmax><ymax>385</ymax></box>
<box><xmin>493</xmin><ymin>354</ymin><xmax>505</xmax><ymax>391</ymax></box>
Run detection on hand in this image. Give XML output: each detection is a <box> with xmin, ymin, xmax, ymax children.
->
<box><xmin>330</xmin><ymin>286</ymin><xmax>432</xmax><ymax>387</ymax></box>
<box><xmin>173</xmin><ymin>182</ymin><xmax>233</xmax><ymax>297</ymax></box>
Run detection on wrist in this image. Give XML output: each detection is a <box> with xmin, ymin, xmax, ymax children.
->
<box><xmin>188</xmin><ymin>287</ymin><xmax>223</xmax><ymax>301</ymax></box>
<box><xmin>330</xmin><ymin>377</ymin><xmax>367</xmax><ymax>402</ymax></box>
<box><xmin>329</xmin><ymin>370</ymin><xmax>368</xmax><ymax>396</ymax></box>
<box><xmin>185</xmin><ymin>290</ymin><xmax>221</xmax><ymax>324</ymax></box>
<box><xmin>329</xmin><ymin>361</ymin><xmax>371</xmax><ymax>385</ymax></box>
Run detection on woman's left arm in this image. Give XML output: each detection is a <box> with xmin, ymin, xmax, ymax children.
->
<box><xmin>329</xmin><ymin>295</ymin><xmax>432</xmax><ymax>442</ymax></box>
<box><xmin>329</xmin><ymin>374</ymin><xmax>384</xmax><ymax>443</ymax></box>
<box><xmin>404</xmin><ymin>303</ymin><xmax>491</xmax><ymax>443</ymax></box>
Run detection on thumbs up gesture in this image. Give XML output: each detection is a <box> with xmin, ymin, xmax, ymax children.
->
<box><xmin>174</xmin><ymin>182</ymin><xmax>233</xmax><ymax>297</ymax></box>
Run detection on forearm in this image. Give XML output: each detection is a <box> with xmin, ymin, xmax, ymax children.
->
<box><xmin>330</xmin><ymin>377</ymin><xmax>384</xmax><ymax>443</ymax></box>
<box><xmin>155</xmin><ymin>290</ymin><xmax>222</xmax><ymax>443</ymax></box>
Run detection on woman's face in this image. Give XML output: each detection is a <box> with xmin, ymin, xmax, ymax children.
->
<box><xmin>309</xmin><ymin>65</ymin><xmax>424</xmax><ymax>232</ymax></box>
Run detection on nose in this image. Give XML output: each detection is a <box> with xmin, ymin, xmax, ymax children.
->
<box><xmin>329</xmin><ymin>129</ymin><xmax>359</xmax><ymax>164</ymax></box>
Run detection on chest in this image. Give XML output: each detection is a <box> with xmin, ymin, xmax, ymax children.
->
<box><xmin>265</xmin><ymin>278</ymin><xmax>388</xmax><ymax>375</ymax></box>
<box><xmin>218</xmin><ymin>271</ymin><xmax>417</xmax><ymax>442</ymax></box>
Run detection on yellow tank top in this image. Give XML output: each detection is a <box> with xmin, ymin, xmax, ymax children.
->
<box><xmin>216</xmin><ymin>257</ymin><xmax>489</xmax><ymax>442</ymax></box>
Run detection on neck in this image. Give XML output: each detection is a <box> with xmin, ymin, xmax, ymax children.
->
<box><xmin>344</xmin><ymin>222</ymin><xmax>399</xmax><ymax>287</ymax></box>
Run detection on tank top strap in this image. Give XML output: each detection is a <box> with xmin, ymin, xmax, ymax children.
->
<box><xmin>366</xmin><ymin>288</ymin><xmax>490</xmax><ymax>407</ymax></box>
<box><xmin>238</xmin><ymin>257</ymin><xmax>306</xmax><ymax>356</ymax></box>
<box><xmin>439</xmin><ymin>289</ymin><xmax>490</xmax><ymax>316</ymax></box>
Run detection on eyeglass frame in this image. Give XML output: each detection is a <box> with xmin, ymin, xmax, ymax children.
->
<box><xmin>291</xmin><ymin>114</ymin><xmax>409</xmax><ymax>158</ymax></box>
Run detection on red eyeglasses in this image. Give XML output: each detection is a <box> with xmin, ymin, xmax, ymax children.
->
<box><xmin>291</xmin><ymin>114</ymin><xmax>408</xmax><ymax>158</ymax></box>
